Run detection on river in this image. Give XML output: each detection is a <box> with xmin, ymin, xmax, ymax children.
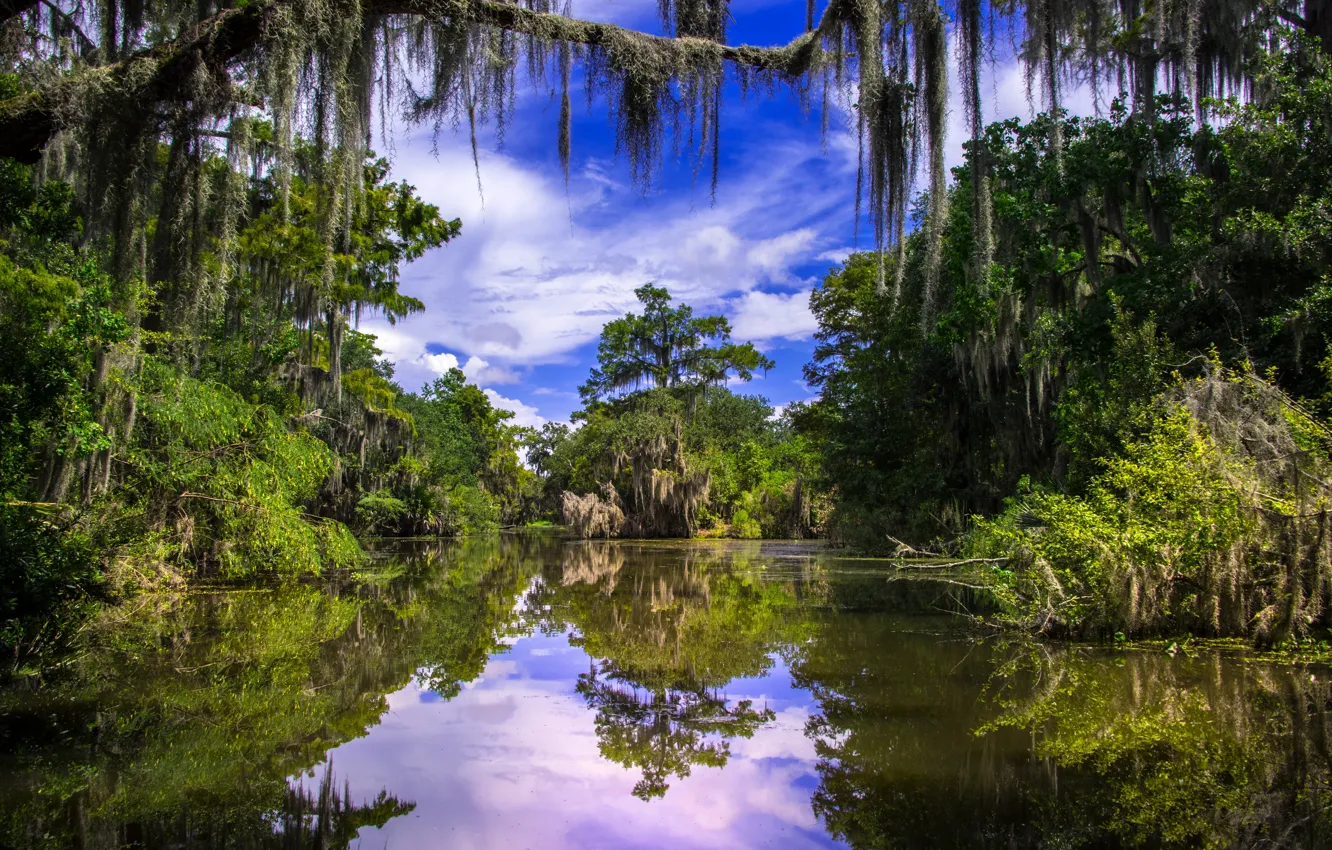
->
<box><xmin>1</xmin><ymin>535</ymin><xmax>1329</xmax><ymax>848</ymax></box>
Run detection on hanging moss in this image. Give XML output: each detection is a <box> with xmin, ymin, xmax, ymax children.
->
<box><xmin>4</xmin><ymin>0</ymin><xmax>1327</xmax><ymax>536</ymax></box>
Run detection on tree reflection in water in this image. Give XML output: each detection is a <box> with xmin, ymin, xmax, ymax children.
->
<box><xmin>577</xmin><ymin>661</ymin><xmax>773</xmax><ymax>800</ymax></box>
<box><xmin>537</xmin><ymin>541</ymin><xmax>807</xmax><ymax>799</ymax></box>
<box><xmin>796</xmin><ymin>622</ymin><xmax>1332</xmax><ymax>849</ymax></box>
<box><xmin>7</xmin><ymin>538</ymin><xmax>1332</xmax><ymax>848</ymax></box>
<box><xmin>977</xmin><ymin>647</ymin><xmax>1332</xmax><ymax>848</ymax></box>
<box><xmin>0</xmin><ymin>535</ymin><xmax>546</xmax><ymax>848</ymax></box>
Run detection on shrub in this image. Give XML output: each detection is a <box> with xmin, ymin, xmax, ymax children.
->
<box><xmin>971</xmin><ymin>371</ymin><xmax>1332</xmax><ymax>643</ymax></box>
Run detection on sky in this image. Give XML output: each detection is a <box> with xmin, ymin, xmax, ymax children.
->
<box><xmin>309</xmin><ymin>626</ymin><xmax>843</xmax><ymax>849</ymax></box>
<box><xmin>361</xmin><ymin>0</ymin><xmax>1097</xmax><ymax>429</ymax></box>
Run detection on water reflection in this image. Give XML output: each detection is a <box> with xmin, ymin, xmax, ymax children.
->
<box><xmin>1</xmin><ymin>536</ymin><xmax>1331</xmax><ymax>848</ymax></box>
<box><xmin>545</xmin><ymin>542</ymin><xmax>790</xmax><ymax>799</ymax></box>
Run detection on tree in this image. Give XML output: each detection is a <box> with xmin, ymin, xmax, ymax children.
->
<box><xmin>229</xmin><ymin>147</ymin><xmax>460</xmax><ymax>400</ymax></box>
<box><xmin>9</xmin><ymin>0</ymin><xmax>1332</xmax><ymax>311</ymax></box>
<box><xmin>579</xmin><ymin>284</ymin><xmax>773</xmax><ymax>402</ymax></box>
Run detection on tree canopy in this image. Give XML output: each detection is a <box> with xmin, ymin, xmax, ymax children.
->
<box><xmin>7</xmin><ymin>0</ymin><xmax>1332</xmax><ymax>300</ymax></box>
<box><xmin>580</xmin><ymin>283</ymin><xmax>773</xmax><ymax>402</ymax></box>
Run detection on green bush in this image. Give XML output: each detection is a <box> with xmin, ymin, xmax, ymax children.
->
<box><xmin>970</xmin><ymin>405</ymin><xmax>1257</xmax><ymax>638</ymax></box>
<box><xmin>123</xmin><ymin>362</ymin><xmax>362</xmax><ymax>579</ymax></box>
<box><xmin>356</xmin><ymin>490</ymin><xmax>409</xmax><ymax>534</ymax></box>
<box><xmin>443</xmin><ymin>485</ymin><xmax>501</xmax><ymax>535</ymax></box>
<box><xmin>0</xmin><ymin>505</ymin><xmax>103</xmax><ymax>664</ymax></box>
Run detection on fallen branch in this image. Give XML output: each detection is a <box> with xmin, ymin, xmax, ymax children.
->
<box><xmin>892</xmin><ymin>557</ymin><xmax>1009</xmax><ymax>570</ymax></box>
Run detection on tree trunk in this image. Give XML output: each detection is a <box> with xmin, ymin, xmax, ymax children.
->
<box><xmin>327</xmin><ymin>307</ymin><xmax>343</xmax><ymax>402</ymax></box>
<box><xmin>1306</xmin><ymin>0</ymin><xmax>1332</xmax><ymax>50</ymax></box>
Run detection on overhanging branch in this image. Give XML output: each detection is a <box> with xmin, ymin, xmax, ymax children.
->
<box><xmin>0</xmin><ymin>0</ymin><xmax>835</xmax><ymax>163</ymax></box>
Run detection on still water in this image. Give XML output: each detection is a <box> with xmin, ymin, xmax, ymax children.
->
<box><xmin>2</xmin><ymin>535</ymin><xmax>1330</xmax><ymax>848</ymax></box>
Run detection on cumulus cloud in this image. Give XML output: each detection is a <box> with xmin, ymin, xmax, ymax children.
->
<box><xmin>417</xmin><ymin>351</ymin><xmax>461</xmax><ymax>374</ymax></box>
<box><xmin>747</xmin><ymin>228</ymin><xmax>818</xmax><ymax>283</ymax></box>
<box><xmin>415</xmin><ymin>349</ymin><xmax>519</xmax><ymax>384</ymax></box>
<box><xmin>729</xmin><ymin>289</ymin><xmax>819</xmax><ymax>342</ymax></box>
<box><xmin>484</xmin><ymin>389</ymin><xmax>546</xmax><ymax>428</ymax></box>
<box><xmin>462</xmin><ymin>355</ymin><xmax>520</xmax><ymax>385</ymax></box>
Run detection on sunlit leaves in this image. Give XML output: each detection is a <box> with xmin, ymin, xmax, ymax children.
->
<box><xmin>580</xmin><ymin>283</ymin><xmax>774</xmax><ymax>402</ymax></box>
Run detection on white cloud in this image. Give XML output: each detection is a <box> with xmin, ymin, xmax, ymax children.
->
<box><xmin>747</xmin><ymin>228</ymin><xmax>819</xmax><ymax>285</ymax></box>
<box><xmin>374</xmin><ymin>119</ymin><xmax>858</xmax><ymax>374</ymax></box>
<box><xmin>416</xmin><ymin>351</ymin><xmax>461</xmax><ymax>374</ymax></box>
<box><xmin>411</xmin><ymin>350</ymin><xmax>540</xmax><ymax>424</ymax></box>
<box><xmin>729</xmin><ymin>289</ymin><xmax>818</xmax><ymax>342</ymax></box>
<box><xmin>814</xmin><ymin>247</ymin><xmax>854</xmax><ymax>264</ymax></box>
<box><xmin>307</xmin><ymin>632</ymin><xmax>834</xmax><ymax>850</ymax></box>
<box><xmin>484</xmin><ymin>389</ymin><xmax>547</xmax><ymax>428</ymax></box>
<box><xmin>413</xmin><ymin>350</ymin><xmax>518</xmax><ymax>385</ymax></box>
<box><xmin>462</xmin><ymin>355</ymin><xmax>520</xmax><ymax>386</ymax></box>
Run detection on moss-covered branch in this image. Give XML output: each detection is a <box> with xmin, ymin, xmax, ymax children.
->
<box><xmin>0</xmin><ymin>0</ymin><xmax>835</xmax><ymax>163</ymax></box>
<box><xmin>0</xmin><ymin>2</ymin><xmax>268</xmax><ymax>162</ymax></box>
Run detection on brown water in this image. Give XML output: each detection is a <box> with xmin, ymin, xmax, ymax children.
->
<box><xmin>1</xmin><ymin>535</ymin><xmax>1329</xmax><ymax>848</ymax></box>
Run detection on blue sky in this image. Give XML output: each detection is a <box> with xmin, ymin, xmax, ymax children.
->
<box><xmin>360</xmin><ymin>0</ymin><xmax>1088</xmax><ymax>427</ymax></box>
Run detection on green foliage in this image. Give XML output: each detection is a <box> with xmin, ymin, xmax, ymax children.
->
<box><xmin>0</xmin><ymin>138</ymin><xmax>483</xmax><ymax>655</ymax></box>
<box><xmin>0</xmin><ymin>536</ymin><xmax>548</xmax><ymax>842</ymax></box>
<box><xmin>580</xmin><ymin>283</ymin><xmax>774</xmax><ymax>402</ymax></box>
<box><xmin>0</xmin><ymin>164</ymin><xmax>130</xmax><ymax>660</ymax></box>
<box><xmin>976</xmin><ymin>650</ymin><xmax>1332</xmax><ymax>848</ymax></box>
<box><xmin>0</xmin><ymin>505</ymin><xmax>103</xmax><ymax>663</ymax></box>
<box><xmin>799</xmin><ymin>251</ymin><xmax>958</xmax><ymax>547</ymax></box>
<box><xmin>356</xmin><ymin>489</ymin><xmax>408</xmax><ymax>533</ymax></box>
<box><xmin>799</xmin><ymin>41</ymin><xmax>1332</xmax><ymax>643</ymax></box>
<box><xmin>389</xmin><ymin>368</ymin><xmax>530</xmax><ymax>534</ymax></box>
<box><xmin>0</xmin><ymin>217</ymin><xmax>128</xmax><ymax>501</ymax></box>
<box><xmin>552</xmin><ymin>384</ymin><xmax>821</xmax><ymax>538</ymax></box>
<box><xmin>970</xmin><ymin>405</ymin><xmax>1252</xmax><ymax>637</ymax></box>
<box><xmin>1054</xmin><ymin>300</ymin><xmax>1175</xmax><ymax>488</ymax></box>
<box><xmin>554</xmin><ymin>284</ymin><xmax>823</xmax><ymax>539</ymax></box>
<box><xmin>122</xmin><ymin>361</ymin><xmax>363</xmax><ymax>579</ymax></box>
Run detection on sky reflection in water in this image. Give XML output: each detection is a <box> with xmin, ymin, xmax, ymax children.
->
<box><xmin>5</xmin><ymin>537</ymin><xmax>1332</xmax><ymax>849</ymax></box>
<box><xmin>321</xmin><ymin>629</ymin><xmax>838</xmax><ymax>850</ymax></box>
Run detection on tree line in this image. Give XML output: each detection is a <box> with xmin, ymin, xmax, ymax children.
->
<box><xmin>8</xmin><ymin>0</ymin><xmax>1332</xmax><ymax>658</ymax></box>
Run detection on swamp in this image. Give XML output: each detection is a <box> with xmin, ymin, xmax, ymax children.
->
<box><xmin>10</xmin><ymin>0</ymin><xmax>1332</xmax><ymax>845</ymax></box>
<box><xmin>4</xmin><ymin>535</ymin><xmax>1330</xmax><ymax>848</ymax></box>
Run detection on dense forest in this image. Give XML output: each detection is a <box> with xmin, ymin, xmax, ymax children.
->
<box><xmin>8</xmin><ymin>0</ymin><xmax>1332</xmax><ymax>670</ymax></box>
<box><xmin>797</xmin><ymin>39</ymin><xmax>1332</xmax><ymax>644</ymax></box>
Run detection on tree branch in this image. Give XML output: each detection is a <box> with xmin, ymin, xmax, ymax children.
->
<box><xmin>0</xmin><ymin>1</ymin><xmax>269</xmax><ymax>162</ymax></box>
<box><xmin>37</xmin><ymin>0</ymin><xmax>98</xmax><ymax>56</ymax></box>
<box><xmin>1274</xmin><ymin>6</ymin><xmax>1310</xmax><ymax>30</ymax></box>
<box><xmin>0</xmin><ymin>0</ymin><xmax>834</xmax><ymax>163</ymax></box>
